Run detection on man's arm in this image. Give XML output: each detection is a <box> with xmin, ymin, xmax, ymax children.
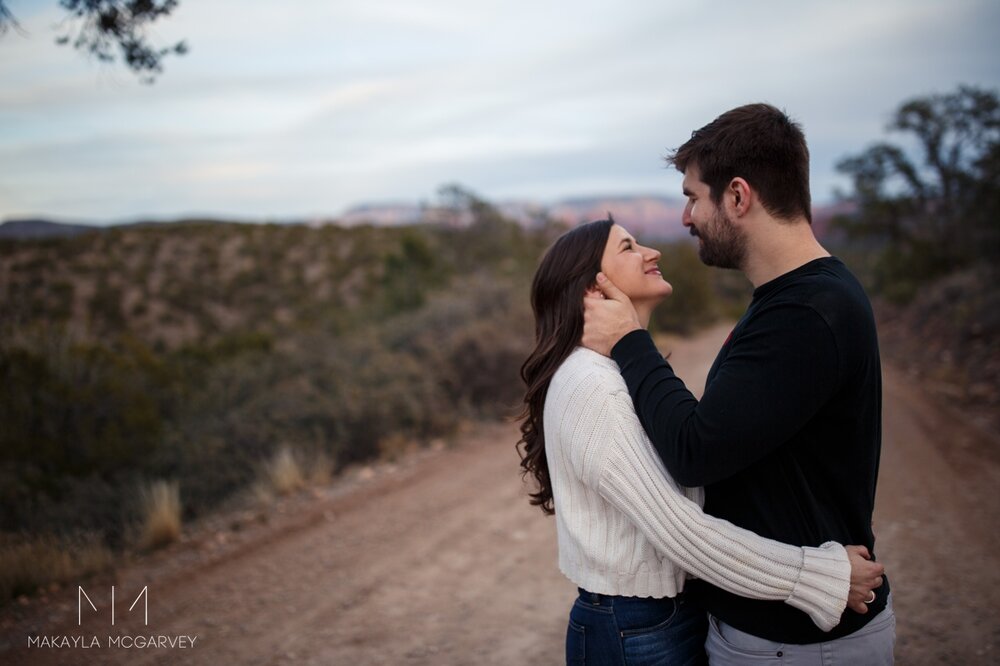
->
<box><xmin>609</xmin><ymin>304</ymin><xmax>840</xmax><ymax>487</ymax></box>
<box><xmin>581</xmin><ymin>273</ymin><xmax>642</xmax><ymax>356</ymax></box>
<box><xmin>581</xmin><ymin>273</ymin><xmax>842</xmax><ymax>486</ymax></box>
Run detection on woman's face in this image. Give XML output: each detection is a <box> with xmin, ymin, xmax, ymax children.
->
<box><xmin>599</xmin><ymin>224</ymin><xmax>673</xmax><ymax>305</ymax></box>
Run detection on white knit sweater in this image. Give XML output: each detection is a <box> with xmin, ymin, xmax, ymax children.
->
<box><xmin>544</xmin><ymin>347</ymin><xmax>852</xmax><ymax>632</ymax></box>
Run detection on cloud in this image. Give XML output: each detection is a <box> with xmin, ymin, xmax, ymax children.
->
<box><xmin>0</xmin><ymin>0</ymin><xmax>998</xmax><ymax>220</ymax></box>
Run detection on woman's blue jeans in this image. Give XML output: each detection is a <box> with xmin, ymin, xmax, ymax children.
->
<box><xmin>566</xmin><ymin>588</ymin><xmax>708</xmax><ymax>665</ymax></box>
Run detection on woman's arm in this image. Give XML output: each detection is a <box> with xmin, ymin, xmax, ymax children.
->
<box><xmin>576</xmin><ymin>386</ymin><xmax>857</xmax><ymax>632</ymax></box>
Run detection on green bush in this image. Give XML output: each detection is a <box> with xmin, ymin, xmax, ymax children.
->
<box><xmin>0</xmin><ymin>201</ymin><xmax>743</xmax><ymax>571</ymax></box>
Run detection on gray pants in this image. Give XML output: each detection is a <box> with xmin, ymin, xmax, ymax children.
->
<box><xmin>705</xmin><ymin>595</ymin><xmax>895</xmax><ymax>665</ymax></box>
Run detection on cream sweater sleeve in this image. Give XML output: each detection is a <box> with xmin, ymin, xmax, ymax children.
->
<box><xmin>577</xmin><ymin>380</ymin><xmax>851</xmax><ymax>632</ymax></box>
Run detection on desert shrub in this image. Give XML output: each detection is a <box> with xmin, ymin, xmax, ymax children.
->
<box><xmin>0</xmin><ymin>532</ymin><xmax>113</xmax><ymax>601</ymax></box>
<box><xmin>88</xmin><ymin>280</ymin><xmax>125</xmax><ymax>329</ymax></box>
<box><xmin>0</xmin><ymin>338</ymin><xmax>166</xmax><ymax>483</ymax></box>
<box><xmin>0</xmin><ymin>210</ymin><xmax>746</xmax><ymax>575</ymax></box>
<box><xmin>45</xmin><ymin>280</ymin><xmax>75</xmax><ymax>320</ymax></box>
<box><xmin>378</xmin><ymin>227</ymin><xmax>450</xmax><ymax>313</ymax></box>
<box><xmin>382</xmin><ymin>273</ymin><xmax>534</xmax><ymax>416</ymax></box>
<box><xmin>345</xmin><ymin>342</ymin><xmax>457</xmax><ymax>453</ymax></box>
<box><xmin>875</xmin><ymin>263</ymin><xmax>1000</xmax><ymax>429</ymax></box>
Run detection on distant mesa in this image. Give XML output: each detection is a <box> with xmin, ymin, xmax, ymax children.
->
<box><xmin>335</xmin><ymin>202</ymin><xmax>426</xmax><ymax>227</ymax></box>
<box><xmin>334</xmin><ymin>195</ymin><xmax>691</xmax><ymax>241</ymax></box>
<box><xmin>335</xmin><ymin>194</ymin><xmax>850</xmax><ymax>242</ymax></box>
<box><xmin>0</xmin><ymin>217</ymin><xmax>238</xmax><ymax>240</ymax></box>
<box><xmin>545</xmin><ymin>195</ymin><xmax>689</xmax><ymax>241</ymax></box>
<box><xmin>0</xmin><ymin>219</ymin><xmax>102</xmax><ymax>240</ymax></box>
<box><xmin>1</xmin><ymin>197</ymin><xmax>853</xmax><ymax>241</ymax></box>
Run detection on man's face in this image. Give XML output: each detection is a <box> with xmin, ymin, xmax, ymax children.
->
<box><xmin>681</xmin><ymin>165</ymin><xmax>747</xmax><ymax>270</ymax></box>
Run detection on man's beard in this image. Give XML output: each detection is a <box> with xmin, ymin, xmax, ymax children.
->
<box><xmin>695</xmin><ymin>208</ymin><xmax>747</xmax><ymax>270</ymax></box>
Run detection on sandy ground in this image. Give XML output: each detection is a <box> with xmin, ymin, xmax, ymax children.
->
<box><xmin>2</xmin><ymin>323</ymin><xmax>999</xmax><ymax>665</ymax></box>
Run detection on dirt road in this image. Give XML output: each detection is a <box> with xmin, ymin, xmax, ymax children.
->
<box><xmin>3</xmin><ymin>324</ymin><xmax>998</xmax><ymax>664</ymax></box>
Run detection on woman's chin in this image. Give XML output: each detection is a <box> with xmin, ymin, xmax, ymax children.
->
<box><xmin>635</xmin><ymin>290</ymin><xmax>672</xmax><ymax>318</ymax></box>
<box><xmin>631</xmin><ymin>282</ymin><xmax>673</xmax><ymax>305</ymax></box>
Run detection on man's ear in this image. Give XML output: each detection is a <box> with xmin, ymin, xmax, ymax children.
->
<box><xmin>727</xmin><ymin>177</ymin><xmax>752</xmax><ymax>217</ymax></box>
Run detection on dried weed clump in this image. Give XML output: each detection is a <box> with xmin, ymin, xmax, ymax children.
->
<box><xmin>262</xmin><ymin>446</ymin><xmax>306</xmax><ymax>497</ymax></box>
<box><xmin>138</xmin><ymin>480</ymin><xmax>182</xmax><ymax>551</ymax></box>
<box><xmin>307</xmin><ymin>450</ymin><xmax>334</xmax><ymax>486</ymax></box>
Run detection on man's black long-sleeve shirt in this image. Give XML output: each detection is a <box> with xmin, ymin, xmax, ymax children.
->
<box><xmin>610</xmin><ymin>256</ymin><xmax>888</xmax><ymax>644</ymax></box>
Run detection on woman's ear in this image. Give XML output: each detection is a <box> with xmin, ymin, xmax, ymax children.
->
<box><xmin>584</xmin><ymin>283</ymin><xmax>605</xmax><ymax>300</ymax></box>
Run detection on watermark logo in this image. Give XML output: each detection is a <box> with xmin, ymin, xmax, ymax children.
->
<box><xmin>26</xmin><ymin>584</ymin><xmax>198</xmax><ymax>651</ymax></box>
<box><xmin>78</xmin><ymin>585</ymin><xmax>148</xmax><ymax>626</ymax></box>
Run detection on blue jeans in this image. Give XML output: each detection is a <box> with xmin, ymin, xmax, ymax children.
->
<box><xmin>566</xmin><ymin>588</ymin><xmax>709</xmax><ymax>665</ymax></box>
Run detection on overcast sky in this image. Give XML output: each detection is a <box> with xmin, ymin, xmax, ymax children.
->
<box><xmin>1</xmin><ymin>0</ymin><xmax>998</xmax><ymax>224</ymax></box>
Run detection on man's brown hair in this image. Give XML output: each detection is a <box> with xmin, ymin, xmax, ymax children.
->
<box><xmin>666</xmin><ymin>103</ymin><xmax>812</xmax><ymax>223</ymax></box>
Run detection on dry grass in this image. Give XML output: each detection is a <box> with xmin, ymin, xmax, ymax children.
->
<box><xmin>0</xmin><ymin>533</ymin><xmax>113</xmax><ymax>601</ymax></box>
<box><xmin>262</xmin><ymin>446</ymin><xmax>306</xmax><ymax>497</ymax></box>
<box><xmin>254</xmin><ymin>447</ymin><xmax>331</xmax><ymax>503</ymax></box>
<box><xmin>307</xmin><ymin>450</ymin><xmax>334</xmax><ymax>486</ymax></box>
<box><xmin>138</xmin><ymin>480</ymin><xmax>182</xmax><ymax>551</ymax></box>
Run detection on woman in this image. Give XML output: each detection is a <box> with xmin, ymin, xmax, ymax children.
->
<box><xmin>517</xmin><ymin>218</ymin><xmax>883</xmax><ymax>665</ymax></box>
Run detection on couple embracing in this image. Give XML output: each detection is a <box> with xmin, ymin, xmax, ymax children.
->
<box><xmin>518</xmin><ymin>104</ymin><xmax>894</xmax><ymax>665</ymax></box>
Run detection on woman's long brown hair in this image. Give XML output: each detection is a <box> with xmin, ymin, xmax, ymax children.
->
<box><xmin>517</xmin><ymin>218</ymin><xmax>614</xmax><ymax>515</ymax></box>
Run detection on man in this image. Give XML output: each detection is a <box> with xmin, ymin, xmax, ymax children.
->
<box><xmin>582</xmin><ymin>104</ymin><xmax>894</xmax><ymax>663</ymax></box>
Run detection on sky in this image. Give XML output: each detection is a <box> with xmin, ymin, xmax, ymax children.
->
<box><xmin>0</xmin><ymin>0</ymin><xmax>998</xmax><ymax>224</ymax></box>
